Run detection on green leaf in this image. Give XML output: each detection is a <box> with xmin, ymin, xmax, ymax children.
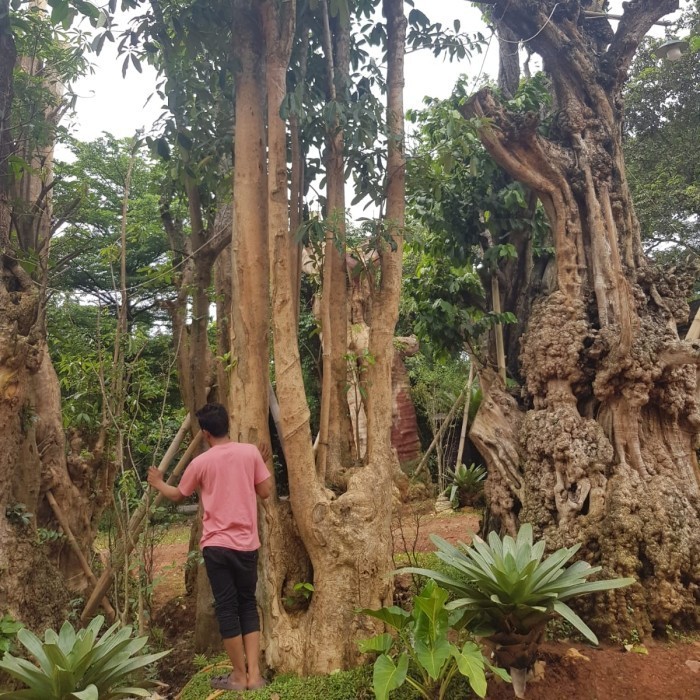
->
<box><xmin>70</xmin><ymin>685</ymin><xmax>99</xmax><ymax>700</ymax></box>
<box><xmin>414</xmin><ymin>636</ymin><xmax>451</xmax><ymax>680</ymax></box>
<box><xmin>551</xmin><ymin>600</ymin><xmax>597</xmax><ymax>645</ymax></box>
<box><xmin>452</xmin><ymin>641</ymin><xmax>488</xmax><ymax>698</ymax></box>
<box><xmin>358</xmin><ymin>606</ymin><xmax>411</xmax><ymax>631</ymax></box>
<box><xmin>372</xmin><ymin>653</ymin><xmax>408</xmax><ymax>700</ymax></box>
<box><xmin>358</xmin><ymin>634</ymin><xmax>393</xmax><ymax>655</ymax></box>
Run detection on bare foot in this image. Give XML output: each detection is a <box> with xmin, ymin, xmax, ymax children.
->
<box><xmin>210</xmin><ymin>673</ymin><xmax>247</xmax><ymax>691</ymax></box>
<box><xmin>247</xmin><ymin>676</ymin><xmax>268</xmax><ymax>690</ymax></box>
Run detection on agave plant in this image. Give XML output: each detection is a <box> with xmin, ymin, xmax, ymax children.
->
<box><xmin>443</xmin><ymin>463</ymin><xmax>486</xmax><ymax>508</ymax></box>
<box><xmin>0</xmin><ymin>615</ymin><xmax>169</xmax><ymax>700</ymax></box>
<box><xmin>402</xmin><ymin>524</ymin><xmax>634</xmax><ymax>697</ymax></box>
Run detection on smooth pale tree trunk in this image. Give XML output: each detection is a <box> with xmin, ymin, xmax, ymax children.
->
<box><xmin>467</xmin><ymin>0</ymin><xmax>699</xmax><ymax>637</ymax></box>
<box><xmin>316</xmin><ymin>1</ymin><xmax>353</xmax><ymax>481</ymax></box>
<box><xmin>215</xmin><ymin>0</ymin><xmax>407</xmax><ymax>674</ymax></box>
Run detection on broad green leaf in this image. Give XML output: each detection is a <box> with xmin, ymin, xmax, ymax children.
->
<box><xmin>414</xmin><ymin>635</ymin><xmax>451</xmax><ymax>680</ymax></box>
<box><xmin>358</xmin><ymin>606</ymin><xmax>410</xmax><ymax>631</ymax></box>
<box><xmin>452</xmin><ymin>641</ymin><xmax>487</xmax><ymax>698</ymax></box>
<box><xmin>70</xmin><ymin>685</ymin><xmax>99</xmax><ymax>700</ymax></box>
<box><xmin>358</xmin><ymin>634</ymin><xmax>393</xmax><ymax>654</ymax></box>
<box><xmin>372</xmin><ymin>653</ymin><xmax>408</xmax><ymax>700</ymax></box>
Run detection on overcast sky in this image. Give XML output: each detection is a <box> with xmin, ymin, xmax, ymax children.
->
<box><xmin>64</xmin><ymin>0</ymin><xmax>685</xmax><ymax>142</ymax></box>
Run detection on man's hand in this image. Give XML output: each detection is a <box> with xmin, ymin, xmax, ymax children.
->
<box><xmin>147</xmin><ymin>467</ymin><xmax>184</xmax><ymax>502</ymax></box>
<box><xmin>257</xmin><ymin>442</ymin><xmax>272</xmax><ymax>462</ymax></box>
<box><xmin>147</xmin><ymin>467</ymin><xmax>164</xmax><ymax>489</ymax></box>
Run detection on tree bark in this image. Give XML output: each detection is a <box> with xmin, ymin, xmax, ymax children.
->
<box><xmin>0</xmin><ymin>0</ymin><xmax>118</xmax><ymax>625</ymax></box>
<box><xmin>466</xmin><ymin>0</ymin><xmax>699</xmax><ymax>637</ymax></box>
<box><xmin>215</xmin><ymin>0</ymin><xmax>406</xmax><ymax>674</ymax></box>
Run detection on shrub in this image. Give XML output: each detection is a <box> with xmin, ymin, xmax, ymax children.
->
<box><xmin>401</xmin><ymin>524</ymin><xmax>634</xmax><ymax>697</ymax></box>
<box><xmin>0</xmin><ymin>615</ymin><xmax>169</xmax><ymax>699</ymax></box>
<box><xmin>443</xmin><ymin>463</ymin><xmax>486</xmax><ymax>508</ymax></box>
<box><xmin>359</xmin><ymin>580</ymin><xmax>509</xmax><ymax>700</ymax></box>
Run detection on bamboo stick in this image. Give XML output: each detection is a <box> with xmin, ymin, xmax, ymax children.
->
<box><xmin>46</xmin><ymin>491</ymin><xmax>117</xmax><ymax>621</ymax></box>
<box><xmin>413</xmin><ymin>384</ymin><xmax>468</xmax><ymax>478</ymax></box>
<box><xmin>491</xmin><ymin>275</ymin><xmax>507</xmax><ymax>385</ymax></box>
<box><xmin>80</xmin><ymin>417</ymin><xmax>198</xmax><ymax>623</ymax></box>
<box><xmin>454</xmin><ymin>364</ymin><xmax>475</xmax><ymax>471</ymax></box>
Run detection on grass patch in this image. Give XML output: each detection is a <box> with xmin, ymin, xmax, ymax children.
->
<box><xmin>179</xmin><ymin>665</ymin><xmax>422</xmax><ymax>700</ymax></box>
<box><xmin>94</xmin><ymin>522</ymin><xmax>191</xmax><ymax>550</ymax></box>
<box><xmin>179</xmin><ymin>664</ymin><xmax>490</xmax><ymax>699</ymax></box>
<box><xmin>393</xmin><ymin>551</ymin><xmax>462</xmax><ymax>581</ymax></box>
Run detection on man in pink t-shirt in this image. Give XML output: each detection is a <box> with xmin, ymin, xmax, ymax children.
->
<box><xmin>148</xmin><ymin>403</ymin><xmax>272</xmax><ymax>692</ymax></box>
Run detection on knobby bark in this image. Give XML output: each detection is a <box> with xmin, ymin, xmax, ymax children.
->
<box><xmin>0</xmin><ymin>0</ymin><xmax>115</xmax><ymax>625</ymax></box>
<box><xmin>467</xmin><ymin>0</ymin><xmax>699</xmax><ymax>636</ymax></box>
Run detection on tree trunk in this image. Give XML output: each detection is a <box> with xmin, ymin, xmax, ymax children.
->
<box><xmin>215</xmin><ymin>0</ymin><xmax>406</xmax><ymax>674</ymax></box>
<box><xmin>466</xmin><ymin>0</ymin><xmax>699</xmax><ymax>637</ymax></box>
<box><xmin>0</xmin><ymin>1</ymin><xmax>117</xmax><ymax>625</ymax></box>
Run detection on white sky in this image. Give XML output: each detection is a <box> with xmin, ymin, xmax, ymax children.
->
<box><xmin>64</xmin><ymin>0</ymin><xmax>686</xmax><ymax>141</ymax></box>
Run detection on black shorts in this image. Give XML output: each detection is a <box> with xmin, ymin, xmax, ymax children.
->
<box><xmin>202</xmin><ymin>546</ymin><xmax>260</xmax><ymax>639</ymax></box>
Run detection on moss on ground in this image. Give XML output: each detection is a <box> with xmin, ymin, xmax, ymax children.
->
<box><xmin>179</xmin><ymin>665</ymin><xmax>424</xmax><ymax>700</ymax></box>
<box><xmin>178</xmin><ymin>663</ymin><xmax>484</xmax><ymax>699</ymax></box>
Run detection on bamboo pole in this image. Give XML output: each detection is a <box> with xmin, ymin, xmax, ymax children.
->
<box><xmin>46</xmin><ymin>491</ymin><xmax>117</xmax><ymax>621</ymax></box>
<box><xmin>80</xmin><ymin>417</ymin><xmax>198</xmax><ymax>624</ymax></box>
<box><xmin>413</xmin><ymin>384</ymin><xmax>468</xmax><ymax>479</ymax></box>
<box><xmin>491</xmin><ymin>275</ymin><xmax>507</xmax><ymax>384</ymax></box>
<box><xmin>454</xmin><ymin>363</ymin><xmax>475</xmax><ymax>471</ymax></box>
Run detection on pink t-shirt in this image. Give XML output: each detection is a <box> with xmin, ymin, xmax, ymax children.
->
<box><xmin>178</xmin><ymin>442</ymin><xmax>271</xmax><ymax>551</ymax></box>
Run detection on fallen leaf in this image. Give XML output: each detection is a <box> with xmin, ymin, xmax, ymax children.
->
<box><xmin>565</xmin><ymin>648</ymin><xmax>590</xmax><ymax>662</ymax></box>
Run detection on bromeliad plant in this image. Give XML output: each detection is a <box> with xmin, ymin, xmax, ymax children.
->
<box><xmin>443</xmin><ymin>463</ymin><xmax>486</xmax><ymax>509</ymax></box>
<box><xmin>359</xmin><ymin>580</ymin><xmax>509</xmax><ymax>700</ymax></box>
<box><xmin>402</xmin><ymin>524</ymin><xmax>634</xmax><ymax>697</ymax></box>
<box><xmin>0</xmin><ymin>615</ymin><xmax>169</xmax><ymax>700</ymax></box>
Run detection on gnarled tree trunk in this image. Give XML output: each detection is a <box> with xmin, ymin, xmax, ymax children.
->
<box><xmin>467</xmin><ymin>0</ymin><xmax>699</xmax><ymax>637</ymax></box>
<box><xmin>1</xmin><ymin>0</ymin><xmax>113</xmax><ymax>626</ymax></box>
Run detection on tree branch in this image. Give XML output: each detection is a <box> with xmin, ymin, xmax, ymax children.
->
<box><xmin>604</xmin><ymin>0</ymin><xmax>680</xmax><ymax>87</ymax></box>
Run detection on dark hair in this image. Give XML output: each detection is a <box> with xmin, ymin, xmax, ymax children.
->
<box><xmin>195</xmin><ymin>403</ymin><xmax>229</xmax><ymax>438</ymax></box>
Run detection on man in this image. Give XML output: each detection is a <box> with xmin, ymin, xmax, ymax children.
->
<box><xmin>148</xmin><ymin>402</ymin><xmax>273</xmax><ymax>691</ymax></box>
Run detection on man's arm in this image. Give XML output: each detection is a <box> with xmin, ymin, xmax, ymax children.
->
<box><xmin>147</xmin><ymin>467</ymin><xmax>186</xmax><ymax>503</ymax></box>
<box><xmin>255</xmin><ymin>477</ymin><xmax>273</xmax><ymax>500</ymax></box>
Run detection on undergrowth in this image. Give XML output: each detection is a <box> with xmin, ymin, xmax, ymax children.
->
<box><xmin>179</xmin><ymin>663</ymin><xmax>483</xmax><ymax>699</ymax></box>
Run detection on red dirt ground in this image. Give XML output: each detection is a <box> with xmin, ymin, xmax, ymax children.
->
<box><xmin>150</xmin><ymin>505</ymin><xmax>700</xmax><ymax>699</ymax></box>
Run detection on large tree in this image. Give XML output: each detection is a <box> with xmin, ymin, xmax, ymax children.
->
<box><xmin>460</xmin><ymin>0</ymin><xmax>700</xmax><ymax>637</ymax></box>
<box><xmin>221</xmin><ymin>0</ymin><xmax>407</xmax><ymax>673</ymax></box>
<box><xmin>0</xmin><ymin>0</ymin><xmax>116</xmax><ymax>626</ymax></box>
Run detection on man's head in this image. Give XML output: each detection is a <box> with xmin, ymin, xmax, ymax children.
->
<box><xmin>195</xmin><ymin>403</ymin><xmax>229</xmax><ymax>441</ymax></box>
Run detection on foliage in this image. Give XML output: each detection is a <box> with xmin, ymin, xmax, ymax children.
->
<box><xmin>0</xmin><ymin>617</ymin><xmax>22</xmax><ymax>656</ymax></box>
<box><xmin>443</xmin><ymin>463</ymin><xmax>486</xmax><ymax>509</ymax></box>
<box><xmin>0</xmin><ymin>615</ymin><xmax>170</xmax><ymax>699</ymax></box>
<box><xmin>402</xmin><ymin>524</ymin><xmax>635</xmax><ymax>645</ymax></box>
<box><xmin>403</xmin><ymin>77</ymin><xmax>550</xmax><ymax>356</ymax></box>
<box><xmin>359</xmin><ymin>580</ymin><xmax>508</xmax><ymax>700</ymax></box>
<box><xmin>51</xmin><ymin>136</ymin><xmax>175</xmax><ymax>325</ymax></box>
<box><xmin>4</xmin><ymin>503</ymin><xmax>33</xmax><ymax>528</ymax></box>
<box><xmin>9</xmin><ymin>5</ymin><xmax>92</xmax><ymax>160</ymax></box>
<box><xmin>624</xmin><ymin>4</ymin><xmax>700</xmax><ymax>262</ymax></box>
